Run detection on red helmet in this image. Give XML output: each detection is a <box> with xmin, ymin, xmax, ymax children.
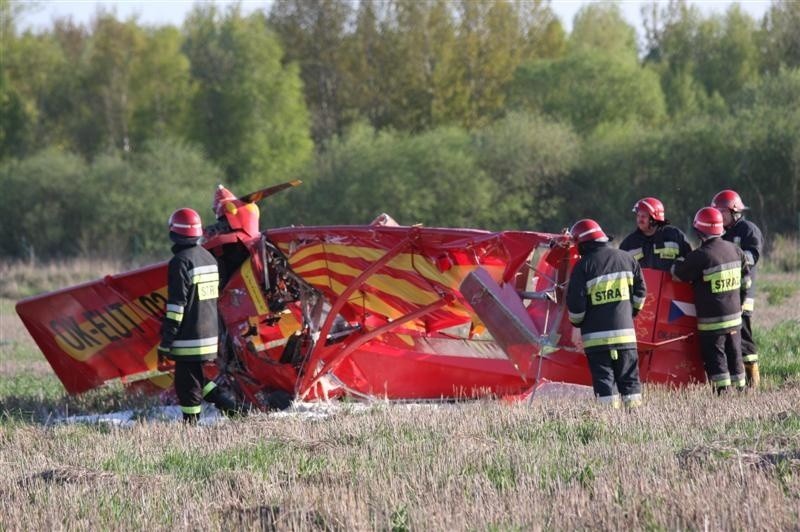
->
<box><xmin>693</xmin><ymin>207</ymin><xmax>724</xmax><ymax>236</ymax></box>
<box><xmin>632</xmin><ymin>197</ymin><xmax>665</xmax><ymax>222</ymax></box>
<box><xmin>569</xmin><ymin>219</ymin><xmax>608</xmax><ymax>244</ymax></box>
<box><xmin>168</xmin><ymin>208</ymin><xmax>203</xmax><ymax>237</ymax></box>
<box><xmin>711</xmin><ymin>189</ymin><xmax>747</xmax><ymax>212</ymax></box>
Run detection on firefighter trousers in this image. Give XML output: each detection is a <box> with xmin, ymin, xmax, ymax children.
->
<box><xmin>698</xmin><ymin>330</ymin><xmax>745</xmax><ymax>391</ymax></box>
<box><xmin>175</xmin><ymin>360</ymin><xmax>229</xmax><ymax>422</ymax></box>
<box><xmin>586</xmin><ymin>348</ymin><xmax>641</xmax><ymax>405</ymax></box>
<box><xmin>741</xmin><ymin>312</ymin><xmax>758</xmax><ymax>364</ymax></box>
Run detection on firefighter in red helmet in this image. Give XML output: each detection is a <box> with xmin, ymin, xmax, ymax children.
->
<box><xmin>619</xmin><ymin>197</ymin><xmax>691</xmax><ymax>271</ymax></box>
<box><xmin>566</xmin><ymin>219</ymin><xmax>646</xmax><ymax>408</ymax></box>
<box><xmin>158</xmin><ymin>208</ymin><xmax>241</xmax><ymax>422</ymax></box>
<box><xmin>711</xmin><ymin>189</ymin><xmax>764</xmax><ymax>388</ymax></box>
<box><xmin>672</xmin><ymin>207</ymin><xmax>750</xmax><ymax>395</ymax></box>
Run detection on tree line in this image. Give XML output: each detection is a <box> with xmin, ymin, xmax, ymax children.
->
<box><xmin>1</xmin><ymin>0</ymin><xmax>799</xmax><ymax>260</ymax></box>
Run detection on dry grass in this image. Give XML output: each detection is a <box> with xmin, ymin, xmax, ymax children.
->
<box><xmin>1</xmin><ymin>258</ymin><xmax>799</xmax><ymax>530</ymax></box>
<box><xmin>0</xmin><ymin>258</ymin><xmax>127</xmax><ymax>300</ymax></box>
<box><xmin>0</xmin><ymin>390</ymin><xmax>799</xmax><ymax>530</ymax></box>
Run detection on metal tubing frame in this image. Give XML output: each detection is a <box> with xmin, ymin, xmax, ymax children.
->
<box><xmin>296</xmin><ymin>232</ymin><xmax>418</xmax><ymax>395</ymax></box>
<box><xmin>299</xmin><ymin>298</ymin><xmax>450</xmax><ymax>399</ymax></box>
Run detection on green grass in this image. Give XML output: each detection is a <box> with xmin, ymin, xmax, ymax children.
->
<box><xmin>761</xmin><ymin>280</ymin><xmax>799</xmax><ymax>306</ymax></box>
<box><xmin>102</xmin><ymin>441</ymin><xmax>286</xmax><ymax>480</ymax></box>
<box><xmin>757</xmin><ymin>320</ymin><xmax>800</xmax><ymax>382</ymax></box>
<box><xmin>0</xmin><ymin>377</ymin><xmax>161</xmax><ymax>424</ymax></box>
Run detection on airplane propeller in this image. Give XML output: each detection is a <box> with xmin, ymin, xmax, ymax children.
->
<box><xmin>238</xmin><ymin>179</ymin><xmax>303</xmax><ymax>204</ymax></box>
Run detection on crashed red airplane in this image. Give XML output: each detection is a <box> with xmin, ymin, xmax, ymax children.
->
<box><xmin>16</xmin><ymin>182</ymin><xmax>706</xmax><ymax>408</ymax></box>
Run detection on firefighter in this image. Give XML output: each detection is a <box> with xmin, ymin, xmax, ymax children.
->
<box><xmin>567</xmin><ymin>219</ymin><xmax>646</xmax><ymax>408</ymax></box>
<box><xmin>158</xmin><ymin>208</ymin><xmax>241</xmax><ymax>423</ymax></box>
<box><xmin>672</xmin><ymin>207</ymin><xmax>749</xmax><ymax>394</ymax></box>
<box><xmin>711</xmin><ymin>189</ymin><xmax>764</xmax><ymax>388</ymax></box>
<box><xmin>619</xmin><ymin>197</ymin><xmax>691</xmax><ymax>271</ymax></box>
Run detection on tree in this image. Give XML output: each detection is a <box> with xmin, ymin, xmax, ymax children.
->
<box><xmin>454</xmin><ymin>0</ymin><xmax>530</xmax><ymax>128</ymax></box>
<box><xmin>300</xmin><ymin>122</ymin><xmax>493</xmax><ymax>228</ymax></box>
<box><xmin>474</xmin><ymin>112</ymin><xmax>579</xmax><ymax>230</ymax></box>
<box><xmin>129</xmin><ymin>26</ymin><xmax>194</xmax><ymax>147</ymax></box>
<box><xmin>758</xmin><ymin>0</ymin><xmax>800</xmax><ymax>72</ymax></box>
<box><xmin>0</xmin><ymin>148</ymin><xmax>90</xmax><ymax>258</ymax></box>
<box><xmin>511</xmin><ymin>50</ymin><xmax>667</xmax><ymax>134</ymax></box>
<box><xmin>0</xmin><ymin>0</ymin><xmax>30</xmax><ymax>159</ymax></box>
<box><xmin>183</xmin><ymin>5</ymin><xmax>313</xmax><ymax>191</ymax></box>
<box><xmin>569</xmin><ymin>2</ymin><xmax>638</xmax><ymax>61</ymax></box>
<box><xmin>643</xmin><ymin>1</ymin><xmax>760</xmax><ymax>113</ymax></box>
<box><xmin>268</xmin><ymin>0</ymin><xmax>353</xmax><ymax>142</ymax></box>
<box><xmin>80</xmin><ymin>13</ymin><xmax>148</xmax><ymax>155</ymax></box>
<box><xmin>692</xmin><ymin>6</ymin><xmax>760</xmax><ymax>104</ymax></box>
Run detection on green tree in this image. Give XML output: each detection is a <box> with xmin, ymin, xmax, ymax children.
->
<box><xmin>758</xmin><ymin>0</ymin><xmax>800</xmax><ymax>72</ymax></box>
<box><xmin>474</xmin><ymin>112</ymin><xmax>579</xmax><ymax>230</ymax></box>
<box><xmin>454</xmin><ymin>0</ymin><xmax>530</xmax><ymax>128</ymax></box>
<box><xmin>511</xmin><ymin>50</ymin><xmax>667</xmax><ymax>134</ymax></box>
<box><xmin>0</xmin><ymin>148</ymin><xmax>89</xmax><ymax>258</ymax></box>
<box><xmin>0</xmin><ymin>140</ymin><xmax>221</xmax><ymax>259</ymax></box>
<box><xmin>692</xmin><ymin>6</ymin><xmax>760</xmax><ymax>103</ymax></box>
<box><xmin>268</xmin><ymin>0</ymin><xmax>352</xmax><ymax>142</ymax></box>
<box><xmin>0</xmin><ymin>0</ymin><xmax>30</xmax><ymax>159</ymax></box>
<box><xmin>80</xmin><ymin>13</ymin><xmax>148</xmax><ymax>155</ymax></box>
<box><xmin>343</xmin><ymin>0</ymin><xmax>395</xmax><ymax>130</ymax></box>
<box><xmin>568</xmin><ymin>2</ymin><xmax>638</xmax><ymax>61</ymax></box>
<box><xmin>387</xmin><ymin>0</ymin><xmax>463</xmax><ymax>130</ymax></box>
<box><xmin>183</xmin><ymin>5</ymin><xmax>313</xmax><ymax>191</ymax></box>
<box><xmin>730</xmin><ymin>69</ymin><xmax>800</xmax><ymax>235</ymax></box>
<box><xmin>519</xmin><ymin>1</ymin><xmax>565</xmax><ymax>60</ymax></box>
<box><xmin>643</xmin><ymin>1</ymin><xmax>760</xmax><ymax>113</ymax></box>
<box><xmin>129</xmin><ymin>26</ymin><xmax>194</xmax><ymax>147</ymax></box>
<box><xmin>82</xmin><ymin>138</ymin><xmax>221</xmax><ymax>257</ymax></box>
<box><xmin>300</xmin><ymin>123</ymin><xmax>492</xmax><ymax>227</ymax></box>
<box><xmin>567</xmin><ymin>117</ymin><xmax>738</xmax><ymax>235</ymax></box>
<box><xmin>0</xmin><ymin>53</ymin><xmax>29</xmax><ymax>159</ymax></box>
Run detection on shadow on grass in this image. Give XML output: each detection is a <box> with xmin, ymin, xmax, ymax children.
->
<box><xmin>0</xmin><ymin>374</ymin><xmax>161</xmax><ymax>424</ymax></box>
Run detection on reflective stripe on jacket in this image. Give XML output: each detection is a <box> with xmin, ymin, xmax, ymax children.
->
<box><xmin>722</xmin><ymin>218</ymin><xmax>763</xmax><ymax>311</ymax></box>
<box><xmin>619</xmin><ymin>225</ymin><xmax>692</xmax><ymax>272</ymax></box>
<box><xmin>159</xmin><ymin>243</ymin><xmax>220</xmax><ymax>362</ymax></box>
<box><xmin>672</xmin><ymin>237</ymin><xmax>749</xmax><ymax>335</ymax></box>
<box><xmin>567</xmin><ymin>242</ymin><xmax>646</xmax><ymax>353</ymax></box>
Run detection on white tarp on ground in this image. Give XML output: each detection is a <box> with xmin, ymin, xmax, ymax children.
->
<box><xmin>55</xmin><ymin>382</ymin><xmax>596</xmax><ymax>427</ymax></box>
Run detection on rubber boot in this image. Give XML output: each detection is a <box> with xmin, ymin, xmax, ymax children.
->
<box><xmin>183</xmin><ymin>413</ymin><xmax>199</xmax><ymax>424</ymax></box>
<box><xmin>745</xmin><ymin>362</ymin><xmax>760</xmax><ymax>389</ymax></box>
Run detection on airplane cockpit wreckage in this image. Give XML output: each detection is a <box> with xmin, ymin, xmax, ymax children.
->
<box><xmin>16</xmin><ymin>182</ymin><xmax>706</xmax><ymax>411</ymax></box>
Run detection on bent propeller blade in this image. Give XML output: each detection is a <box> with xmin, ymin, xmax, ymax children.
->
<box><xmin>238</xmin><ymin>180</ymin><xmax>303</xmax><ymax>204</ymax></box>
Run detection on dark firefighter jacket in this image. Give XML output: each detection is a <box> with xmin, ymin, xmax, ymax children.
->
<box><xmin>619</xmin><ymin>225</ymin><xmax>692</xmax><ymax>271</ymax></box>
<box><xmin>159</xmin><ymin>243</ymin><xmax>220</xmax><ymax>362</ymax></box>
<box><xmin>672</xmin><ymin>237</ymin><xmax>750</xmax><ymax>335</ymax></box>
<box><xmin>567</xmin><ymin>242</ymin><xmax>647</xmax><ymax>354</ymax></box>
<box><xmin>722</xmin><ymin>218</ymin><xmax>763</xmax><ymax>313</ymax></box>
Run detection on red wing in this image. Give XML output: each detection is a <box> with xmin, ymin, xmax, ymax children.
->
<box><xmin>266</xmin><ymin>226</ymin><xmax>559</xmax><ymax>396</ymax></box>
<box><xmin>15</xmin><ymin>263</ymin><xmax>169</xmax><ymax>394</ymax></box>
<box><xmin>268</xmin><ymin>226</ymin><xmax>549</xmax><ymax>333</ymax></box>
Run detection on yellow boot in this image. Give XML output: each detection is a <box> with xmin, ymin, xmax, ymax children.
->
<box><xmin>745</xmin><ymin>362</ymin><xmax>760</xmax><ymax>389</ymax></box>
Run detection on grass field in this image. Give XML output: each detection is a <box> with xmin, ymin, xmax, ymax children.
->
<box><xmin>1</xmin><ymin>261</ymin><xmax>798</xmax><ymax>530</ymax></box>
